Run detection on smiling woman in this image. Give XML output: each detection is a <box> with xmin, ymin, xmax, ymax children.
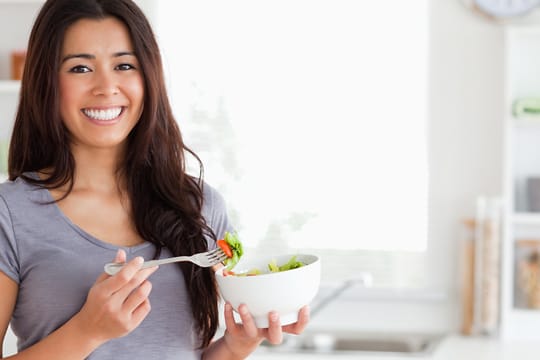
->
<box><xmin>0</xmin><ymin>0</ymin><xmax>310</xmax><ymax>359</ymax></box>
<box><xmin>58</xmin><ymin>17</ymin><xmax>144</xmax><ymax>150</ymax></box>
<box><xmin>154</xmin><ymin>0</ymin><xmax>429</xmax><ymax>287</ymax></box>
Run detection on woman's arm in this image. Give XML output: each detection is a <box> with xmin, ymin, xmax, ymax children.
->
<box><xmin>0</xmin><ymin>298</ymin><xmax>103</xmax><ymax>360</ymax></box>
<box><xmin>0</xmin><ymin>251</ymin><xmax>157</xmax><ymax>360</ymax></box>
<box><xmin>202</xmin><ymin>303</ymin><xmax>310</xmax><ymax>360</ymax></box>
<box><xmin>0</xmin><ymin>271</ymin><xmax>17</xmax><ymax>359</ymax></box>
<box><xmin>0</xmin><ymin>270</ymin><xmax>105</xmax><ymax>359</ymax></box>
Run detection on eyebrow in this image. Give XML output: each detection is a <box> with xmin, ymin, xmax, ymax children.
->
<box><xmin>61</xmin><ymin>51</ymin><xmax>136</xmax><ymax>63</ymax></box>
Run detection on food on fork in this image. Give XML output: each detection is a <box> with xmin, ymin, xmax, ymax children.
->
<box><xmin>217</xmin><ymin>231</ymin><xmax>243</xmax><ymax>270</ymax></box>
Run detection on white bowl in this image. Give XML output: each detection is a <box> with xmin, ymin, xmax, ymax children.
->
<box><xmin>215</xmin><ymin>254</ymin><xmax>321</xmax><ymax>328</ymax></box>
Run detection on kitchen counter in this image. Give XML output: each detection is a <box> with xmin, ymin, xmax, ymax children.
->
<box><xmin>247</xmin><ymin>334</ymin><xmax>540</xmax><ymax>360</ymax></box>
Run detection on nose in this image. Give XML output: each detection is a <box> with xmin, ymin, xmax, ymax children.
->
<box><xmin>92</xmin><ymin>70</ymin><xmax>119</xmax><ymax>96</ymax></box>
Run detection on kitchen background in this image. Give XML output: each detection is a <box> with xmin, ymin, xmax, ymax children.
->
<box><xmin>3</xmin><ymin>0</ymin><xmax>540</xmax><ymax>359</ymax></box>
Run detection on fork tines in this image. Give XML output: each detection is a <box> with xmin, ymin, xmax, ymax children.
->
<box><xmin>209</xmin><ymin>248</ymin><xmax>228</xmax><ymax>264</ymax></box>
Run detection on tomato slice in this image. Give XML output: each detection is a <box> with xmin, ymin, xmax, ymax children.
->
<box><xmin>217</xmin><ymin>239</ymin><xmax>233</xmax><ymax>258</ymax></box>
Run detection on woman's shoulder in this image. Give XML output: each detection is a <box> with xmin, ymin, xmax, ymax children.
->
<box><xmin>0</xmin><ymin>174</ymin><xmax>32</xmax><ymax>191</ymax></box>
<box><xmin>200</xmin><ymin>181</ymin><xmax>234</xmax><ymax>237</ymax></box>
<box><xmin>201</xmin><ymin>181</ymin><xmax>226</xmax><ymax>210</ymax></box>
<box><xmin>0</xmin><ymin>173</ymin><xmax>45</xmax><ymax>204</ymax></box>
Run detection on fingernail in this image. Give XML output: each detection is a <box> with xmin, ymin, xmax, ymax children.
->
<box><xmin>270</xmin><ymin>312</ymin><xmax>278</xmax><ymax>322</ymax></box>
<box><xmin>135</xmin><ymin>256</ymin><xmax>144</xmax><ymax>265</ymax></box>
<box><xmin>240</xmin><ymin>305</ymin><xmax>248</xmax><ymax>315</ymax></box>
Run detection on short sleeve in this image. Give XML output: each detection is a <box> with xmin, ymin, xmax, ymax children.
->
<box><xmin>202</xmin><ymin>183</ymin><xmax>235</xmax><ymax>249</ymax></box>
<box><xmin>0</xmin><ymin>195</ymin><xmax>19</xmax><ymax>283</ymax></box>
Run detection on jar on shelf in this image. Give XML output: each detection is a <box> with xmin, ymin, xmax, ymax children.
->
<box><xmin>10</xmin><ymin>50</ymin><xmax>26</xmax><ymax>80</ymax></box>
<box><xmin>518</xmin><ymin>248</ymin><xmax>540</xmax><ymax>308</ymax></box>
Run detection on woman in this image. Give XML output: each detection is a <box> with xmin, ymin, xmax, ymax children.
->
<box><xmin>0</xmin><ymin>0</ymin><xmax>309</xmax><ymax>359</ymax></box>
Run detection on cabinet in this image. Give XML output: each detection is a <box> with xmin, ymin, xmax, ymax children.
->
<box><xmin>501</xmin><ymin>24</ymin><xmax>540</xmax><ymax>340</ymax></box>
<box><xmin>0</xmin><ymin>0</ymin><xmax>43</xmax><ymax>173</ymax></box>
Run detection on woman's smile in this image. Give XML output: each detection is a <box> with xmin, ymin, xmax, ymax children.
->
<box><xmin>82</xmin><ymin>106</ymin><xmax>125</xmax><ymax>122</ymax></box>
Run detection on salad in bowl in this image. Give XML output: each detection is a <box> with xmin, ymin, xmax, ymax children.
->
<box><xmin>215</xmin><ymin>232</ymin><xmax>321</xmax><ymax>328</ymax></box>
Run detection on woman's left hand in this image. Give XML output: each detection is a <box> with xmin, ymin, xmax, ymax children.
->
<box><xmin>222</xmin><ymin>302</ymin><xmax>310</xmax><ymax>358</ymax></box>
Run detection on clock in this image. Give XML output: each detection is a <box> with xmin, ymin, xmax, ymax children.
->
<box><xmin>471</xmin><ymin>0</ymin><xmax>540</xmax><ymax>18</ymax></box>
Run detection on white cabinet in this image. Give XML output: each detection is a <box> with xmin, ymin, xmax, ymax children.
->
<box><xmin>501</xmin><ymin>24</ymin><xmax>540</xmax><ymax>340</ymax></box>
<box><xmin>0</xmin><ymin>0</ymin><xmax>43</xmax><ymax>173</ymax></box>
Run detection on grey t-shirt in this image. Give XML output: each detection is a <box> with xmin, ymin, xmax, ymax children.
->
<box><xmin>0</xmin><ymin>174</ymin><xmax>233</xmax><ymax>359</ymax></box>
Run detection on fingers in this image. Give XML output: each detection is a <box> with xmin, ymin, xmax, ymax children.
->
<box><xmin>115</xmin><ymin>249</ymin><xmax>127</xmax><ymax>263</ymax></box>
<box><xmin>224</xmin><ymin>303</ymin><xmax>260</xmax><ymax>340</ymax></box>
<box><xmin>113</xmin><ymin>265</ymin><xmax>158</xmax><ymax>300</ymax></box>
<box><xmin>223</xmin><ymin>304</ymin><xmax>311</xmax><ymax>343</ymax></box>
<box><xmin>94</xmin><ymin>249</ymin><xmax>128</xmax><ymax>284</ymax></box>
<box><xmin>78</xmin><ymin>251</ymin><xmax>159</xmax><ymax>341</ymax></box>
<box><xmin>283</xmin><ymin>305</ymin><xmax>310</xmax><ymax>334</ymax></box>
<box><xmin>266</xmin><ymin>311</ymin><xmax>283</xmax><ymax>344</ymax></box>
<box><xmin>102</xmin><ymin>256</ymin><xmax>145</xmax><ymax>294</ymax></box>
<box><xmin>130</xmin><ymin>298</ymin><xmax>152</xmax><ymax>328</ymax></box>
<box><xmin>223</xmin><ymin>302</ymin><xmax>239</xmax><ymax>333</ymax></box>
<box><xmin>123</xmin><ymin>279</ymin><xmax>152</xmax><ymax>313</ymax></box>
<box><xmin>237</xmin><ymin>304</ymin><xmax>259</xmax><ymax>338</ymax></box>
<box><xmin>264</xmin><ymin>306</ymin><xmax>310</xmax><ymax>344</ymax></box>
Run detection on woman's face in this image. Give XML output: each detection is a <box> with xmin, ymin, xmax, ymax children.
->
<box><xmin>58</xmin><ymin>17</ymin><xmax>144</xmax><ymax>153</ymax></box>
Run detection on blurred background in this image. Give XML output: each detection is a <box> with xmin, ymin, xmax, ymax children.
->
<box><xmin>5</xmin><ymin>0</ymin><xmax>540</xmax><ymax>358</ymax></box>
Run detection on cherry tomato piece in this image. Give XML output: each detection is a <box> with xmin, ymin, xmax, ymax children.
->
<box><xmin>217</xmin><ymin>239</ymin><xmax>233</xmax><ymax>258</ymax></box>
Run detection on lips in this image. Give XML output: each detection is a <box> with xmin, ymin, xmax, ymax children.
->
<box><xmin>82</xmin><ymin>107</ymin><xmax>123</xmax><ymax>121</ymax></box>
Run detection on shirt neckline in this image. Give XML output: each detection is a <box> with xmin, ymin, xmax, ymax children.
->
<box><xmin>29</xmin><ymin>171</ymin><xmax>152</xmax><ymax>253</ymax></box>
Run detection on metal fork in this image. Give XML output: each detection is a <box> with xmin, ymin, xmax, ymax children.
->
<box><xmin>104</xmin><ymin>248</ymin><xmax>228</xmax><ymax>275</ymax></box>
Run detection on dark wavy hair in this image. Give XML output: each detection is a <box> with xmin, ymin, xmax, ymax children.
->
<box><xmin>8</xmin><ymin>0</ymin><xmax>219</xmax><ymax>349</ymax></box>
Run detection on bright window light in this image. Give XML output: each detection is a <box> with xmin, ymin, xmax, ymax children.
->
<box><xmin>155</xmin><ymin>1</ymin><xmax>428</xmax><ymax>255</ymax></box>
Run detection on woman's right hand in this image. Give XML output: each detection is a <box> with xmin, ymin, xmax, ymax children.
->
<box><xmin>73</xmin><ymin>249</ymin><xmax>157</xmax><ymax>345</ymax></box>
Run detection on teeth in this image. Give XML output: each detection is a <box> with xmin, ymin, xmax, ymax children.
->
<box><xmin>83</xmin><ymin>107</ymin><xmax>122</xmax><ymax>121</ymax></box>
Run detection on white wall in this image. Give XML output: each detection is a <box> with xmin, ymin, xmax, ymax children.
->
<box><xmin>428</xmin><ymin>0</ymin><xmax>504</xmax><ymax>304</ymax></box>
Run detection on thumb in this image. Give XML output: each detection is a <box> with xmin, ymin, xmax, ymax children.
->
<box><xmin>114</xmin><ymin>249</ymin><xmax>127</xmax><ymax>263</ymax></box>
<box><xmin>95</xmin><ymin>249</ymin><xmax>127</xmax><ymax>283</ymax></box>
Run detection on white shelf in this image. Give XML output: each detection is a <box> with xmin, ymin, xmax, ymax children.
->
<box><xmin>513</xmin><ymin>117</ymin><xmax>540</xmax><ymax>126</ymax></box>
<box><xmin>0</xmin><ymin>80</ymin><xmax>20</xmax><ymax>94</ymax></box>
<box><xmin>513</xmin><ymin>212</ymin><xmax>540</xmax><ymax>225</ymax></box>
<box><xmin>0</xmin><ymin>0</ymin><xmax>43</xmax><ymax>3</ymax></box>
<box><xmin>501</xmin><ymin>24</ymin><xmax>540</xmax><ymax>340</ymax></box>
<box><xmin>503</xmin><ymin>308</ymin><xmax>540</xmax><ymax>340</ymax></box>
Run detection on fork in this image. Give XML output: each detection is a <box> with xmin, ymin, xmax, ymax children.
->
<box><xmin>104</xmin><ymin>248</ymin><xmax>228</xmax><ymax>275</ymax></box>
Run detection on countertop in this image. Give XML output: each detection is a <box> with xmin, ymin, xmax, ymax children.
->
<box><xmin>247</xmin><ymin>334</ymin><xmax>540</xmax><ymax>360</ymax></box>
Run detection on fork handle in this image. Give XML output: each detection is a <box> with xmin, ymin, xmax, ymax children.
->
<box><xmin>143</xmin><ymin>256</ymin><xmax>190</xmax><ymax>267</ymax></box>
<box><xmin>103</xmin><ymin>256</ymin><xmax>190</xmax><ymax>276</ymax></box>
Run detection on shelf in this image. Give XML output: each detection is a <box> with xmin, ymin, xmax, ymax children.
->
<box><xmin>502</xmin><ymin>23</ymin><xmax>540</xmax><ymax>341</ymax></box>
<box><xmin>513</xmin><ymin>212</ymin><xmax>540</xmax><ymax>225</ymax></box>
<box><xmin>503</xmin><ymin>308</ymin><xmax>540</xmax><ymax>340</ymax></box>
<box><xmin>0</xmin><ymin>0</ymin><xmax>43</xmax><ymax>3</ymax></box>
<box><xmin>513</xmin><ymin>117</ymin><xmax>540</xmax><ymax>126</ymax></box>
<box><xmin>0</xmin><ymin>80</ymin><xmax>20</xmax><ymax>94</ymax></box>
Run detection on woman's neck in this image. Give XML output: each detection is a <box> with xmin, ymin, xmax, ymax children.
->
<box><xmin>57</xmin><ymin>145</ymin><xmax>126</xmax><ymax>194</ymax></box>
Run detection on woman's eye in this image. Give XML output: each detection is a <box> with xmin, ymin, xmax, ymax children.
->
<box><xmin>69</xmin><ymin>65</ymin><xmax>91</xmax><ymax>73</ymax></box>
<box><xmin>116</xmin><ymin>63</ymin><xmax>135</xmax><ymax>71</ymax></box>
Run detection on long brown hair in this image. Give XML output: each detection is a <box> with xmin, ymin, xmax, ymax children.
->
<box><xmin>9</xmin><ymin>0</ymin><xmax>219</xmax><ymax>348</ymax></box>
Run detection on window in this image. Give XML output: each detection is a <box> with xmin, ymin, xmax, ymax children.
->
<box><xmin>154</xmin><ymin>0</ymin><xmax>429</xmax><ymax>287</ymax></box>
